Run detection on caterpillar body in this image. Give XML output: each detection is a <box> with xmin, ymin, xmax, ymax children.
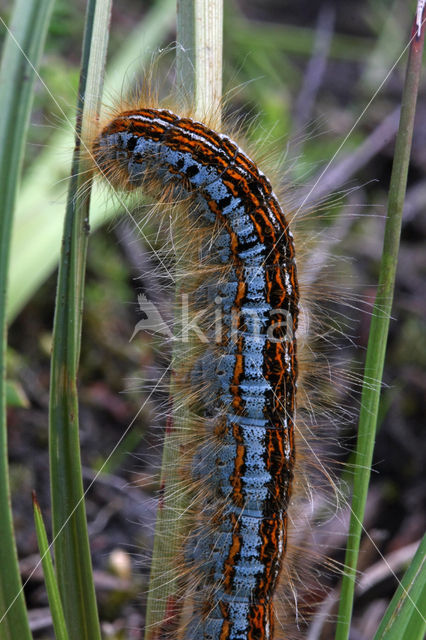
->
<box><xmin>93</xmin><ymin>108</ymin><xmax>300</xmax><ymax>639</ymax></box>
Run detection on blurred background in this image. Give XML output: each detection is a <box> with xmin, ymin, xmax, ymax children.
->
<box><xmin>0</xmin><ymin>1</ymin><xmax>424</xmax><ymax>638</ymax></box>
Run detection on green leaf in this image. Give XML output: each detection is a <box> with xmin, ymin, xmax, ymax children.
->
<box><xmin>335</xmin><ymin>11</ymin><xmax>425</xmax><ymax>640</ymax></box>
<box><xmin>32</xmin><ymin>493</ymin><xmax>70</xmax><ymax>640</ymax></box>
<box><xmin>5</xmin><ymin>380</ymin><xmax>29</xmax><ymax>409</ymax></box>
<box><xmin>48</xmin><ymin>2</ymin><xmax>111</xmax><ymax>639</ymax></box>
<box><xmin>0</xmin><ymin>0</ymin><xmax>54</xmax><ymax>637</ymax></box>
<box><xmin>373</xmin><ymin>535</ymin><xmax>426</xmax><ymax>640</ymax></box>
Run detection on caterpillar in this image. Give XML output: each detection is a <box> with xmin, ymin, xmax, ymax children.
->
<box><xmin>92</xmin><ymin>106</ymin><xmax>302</xmax><ymax>639</ymax></box>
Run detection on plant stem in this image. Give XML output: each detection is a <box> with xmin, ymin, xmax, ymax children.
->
<box><xmin>335</xmin><ymin>7</ymin><xmax>425</xmax><ymax>639</ymax></box>
<box><xmin>0</xmin><ymin>1</ymin><xmax>54</xmax><ymax>637</ymax></box>
<box><xmin>49</xmin><ymin>2</ymin><xmax>111</xmax><ymax>639</ymax></box>
<box><xmin>144</xmin><ymin>2</ymin><xmax>223</xmax><ymax>637</ymax></box>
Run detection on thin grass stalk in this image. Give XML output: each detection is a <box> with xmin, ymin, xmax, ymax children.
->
<box><xmin>335</xmin><ymin>7</ymin><xmax>425</xmax><ymax>639</ymax></box>
<box><xmin>48</xmin><ymin>2</ymin><xmax>111</xmax><ymax>638</ymax></box>
<box><xmin>0</xmin><ymin>1</ymin><xmax>54</xmax><ymax>637</ymax></box>
<box><xmin>144</xmin><ymin>2</ymin><xmax>223</xmax><ymax>637</ymax></box>
<box><xmin>32</xmin><ymin>493</ymin><xmax>70</xmax><ymax>640</ymax></box>
<box><xmin>193</xmin><ymin>0</ymin><xmax>223</xmax><ymax>124</ymax></box>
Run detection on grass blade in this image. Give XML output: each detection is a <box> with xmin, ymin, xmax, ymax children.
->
<box><xmin>0</xmin><ymin>0</ymin><xmax>54</xmax><ymax>637</ymax></box>
<box><xmin>6</xmin><ymin>380</ymin><xmax>29</xmax><ymax>409</ymax></box>
<box><xmin>32</xmin><ymin>493</ymin><xmax>70</xmax><ymax>640</ymax></box>
<box><xmin>49</xmin><ymin>2</ymin><xmax>111</xmax><ymax>638</ymax></box>
<box><xmin>335</xmin><ymin>7</ymin><xmax>425</xmax><ymax>639</ymax></box>
<box><xmin>373</xmin><ymin>535</ymin><xmax>426</xmax><ymax>640</ymax></box>
<box><xmin>144</xmin><ymin>1</ymin><xmax>223</xmax><ymax>637</ymax></box>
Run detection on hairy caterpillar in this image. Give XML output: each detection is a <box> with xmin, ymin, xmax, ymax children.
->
<box><xmin>92</xmin><ymin>106</ymin><xmax>299</xmax><ymax>639</ymax></box>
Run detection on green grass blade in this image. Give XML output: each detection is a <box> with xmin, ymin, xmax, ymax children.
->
<box><xmin>0</xmin><ymin>0</ymin><xmax>54</xmax><ymax>637</ymax></box>
<box><xmin>6</xmin><ymin>380</ymin><xmax>29</xmax><ymax>408</ymax></box>
<box><xmin>32</xmin><ymin>493</ymin><xmax>70</xmax><ymax>640</ymax></box>
<box><xmin>335</xmin><ymin>9</ymin><xmax>425</xmax><ymax>640</ymax></box>
<box><xmin>373</xmin><ymin>534</ymin><xmax>426</xmax><ymax>640</ymax></box>
<box><xmin>49</xmin><ymin>2</ymin><xmax>111</xmax><ymax>639</ymax></box>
